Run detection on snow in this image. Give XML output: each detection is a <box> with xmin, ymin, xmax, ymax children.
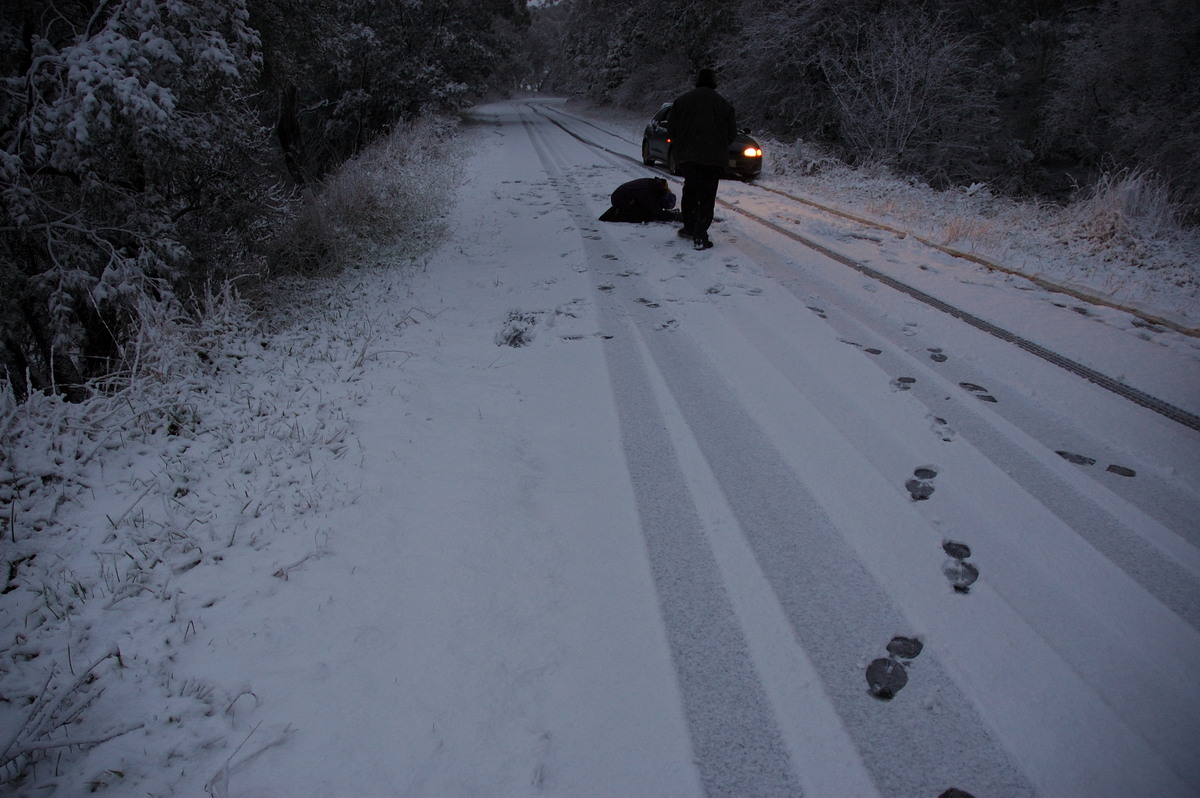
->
<box><xmin>2</xmin><ymin>98</ymin><xmax>1199</xmax><ymax>797</ymax></box>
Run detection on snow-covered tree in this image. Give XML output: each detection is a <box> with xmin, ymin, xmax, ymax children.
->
<box><xmin>818</xmin><ymin>7</ymin><xmax>994</xmax><ymax>177</ymax></box>
<box><xmin>1040</xmin><ymin>0</ymin><xmax>1200</xmax><ymax>215</ymax></box>
<box><xmin>251</xmin><ymin>0</ymin><xmax>530</xmax><ymax>182</ymax></box>
<box><xmin>1</xmin><ymin>0</ymin><xmax>267</xmax><ymax>401</ymax></box>
<box><xmin>1</xmin><ymin>0</ymin><xmax>530</xmax><ymax>403</ymax></box>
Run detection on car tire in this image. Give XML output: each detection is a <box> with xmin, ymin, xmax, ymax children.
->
<box><xmin>641</xmin><ymin>139</ymin><xmax>654</xmax><ymax>165</ymax></box>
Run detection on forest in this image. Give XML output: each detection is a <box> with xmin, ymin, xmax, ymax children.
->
<box><xmin>1</xmin><ymin>0</ymin><xmax>1196</xmax><ymax>404</ymax></box>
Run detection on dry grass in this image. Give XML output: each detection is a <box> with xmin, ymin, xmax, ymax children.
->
<box><xmin>1063</xmin><ymin>169</ymin><xmax>1182</xmax><ymax>257</ymax></box>
<box><xmin>938</xmin><ymin>216</ymin><xmax>999</xmax><ymax>249</ymax></box>
<box><xmin>273</xmin><ymin>115</ymin><xmax>462</xmax><ymax>275</ymax></box>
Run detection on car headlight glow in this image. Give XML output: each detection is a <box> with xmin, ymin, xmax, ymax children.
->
<box><xmin>743</xmin><ymin>147</ymin><xmax>762</xmax><ymax>158</ymax></box>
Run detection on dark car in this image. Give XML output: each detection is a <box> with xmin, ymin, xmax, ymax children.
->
<box><xmin>641</xmin><ymin>103</ymin><xmax>763</xmax><ymax>181</ymax></box>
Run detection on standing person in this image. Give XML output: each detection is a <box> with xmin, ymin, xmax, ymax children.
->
<box><xmin>667</xmin><ymin>68</ymin><xmax>737</xmax><ymax>250</ymax></box>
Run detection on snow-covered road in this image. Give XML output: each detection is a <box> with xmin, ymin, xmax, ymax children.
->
<box><xmin>519</xmin><ymin>98</ymin><xmax>1199</xmax><ymax>795</ymax></box>
<box><xmin>9</xmin><ymin>98</ymin><xmax>1198</xmax><ymax>797</ymax></box>
<box><xmin>225</xmin><ymin>98</ymin><xmax>1200</xmax><ymax>797</ymax></box>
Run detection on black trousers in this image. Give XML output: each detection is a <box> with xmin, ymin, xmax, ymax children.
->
<box><xmin>679</xmin><ymin>163</ymin><xmax>721</xmax><ymax>239</ymax></box>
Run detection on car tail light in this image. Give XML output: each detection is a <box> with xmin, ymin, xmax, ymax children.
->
<box><xmin>743</xmin><ymin>147</ymin><xmax>762</xmax><ymax>158</ymax></box>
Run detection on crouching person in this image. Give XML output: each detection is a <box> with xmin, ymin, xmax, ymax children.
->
<box><xmin>599</xmin><ymin>177</ymin><xmax>679</xmax><ymax>223</ymax></box>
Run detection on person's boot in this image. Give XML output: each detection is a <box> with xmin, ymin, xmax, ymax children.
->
<box><xmin>693</xmin><ymin>235</ymin><xmax>713</xmax><ymax>250</ymax></box>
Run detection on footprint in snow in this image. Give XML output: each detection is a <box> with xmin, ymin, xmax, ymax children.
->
<box><xmin>929</xmin><ymin>415</ymin><xmax>956</xmax><ymax>443</ymax></box>
<box><xmin>840</xmin><ymin>339</ymin><xmax>882</xmax><ymax>355</ymax></box>
<box><xmin>1056</xmin><ymin>450</ymin><xmax>1096</xmax><ymax>466</ymax></box>
<box><xmin>905</xmin><ymin>466</ymin><xmax>938</xmax><ymax>501</ymax></box>
<box><xmin>891</xmin><ymin>376</ymin><xmax>917</xmax><ymax>392</ymax></box>
<box><xmin>928</xmin><ymin>347</ymin><xmax>948</xmax><ymax>363</ymax></box>
<box><xmin>942</xmin><ymin>540</ymin><xmax>980</xmax><ymax>594</ymax></box>
<box><xmin>1055</xmin><ymin>451</ymin><xmax>1136</xmax><ymax>477</ymax></box>
<box><xmin>807</xmin><ymin>306</ymin><xmax>828</xmax><ymax>319</ymax></box>
<box><xmin>959</xmin><ymin>382</ymin><xmax>997</xmax><ymax>402</ymax></box>
<box><xmin>866</xmin><ymin>635</ymin><xmax>924</xmax><ymax>700</ymax></box>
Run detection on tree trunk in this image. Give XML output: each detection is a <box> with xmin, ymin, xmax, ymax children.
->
<box><xmin>276</xmin><ymin>84</ymin><xmax>307</xmax><ymax>186</ymax></box>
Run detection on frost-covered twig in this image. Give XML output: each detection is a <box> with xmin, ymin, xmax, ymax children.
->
<box><xmin>205</xmin><ymin>722</ymin><xmax>296</xmax><ymax>798</ymax></box>
<box><xmin>78</xmin><ymin>401</ymin><xmax>193</xmax><ymax>465</ymax></box>
<box><xmin>0</xmin><ymin>647</ymin><xmax>141</xmax><ymax>784</ymax></box>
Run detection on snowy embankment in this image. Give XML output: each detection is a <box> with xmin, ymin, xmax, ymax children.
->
<box><xmin>1</xmin><ymin>98</ymin><xmax>1198</xmax><ymax>796</ymax></box>
<box><xmin>0</xmin><ymin>121</ymin><xmax>457</xmax><ymax>793</ymax></box>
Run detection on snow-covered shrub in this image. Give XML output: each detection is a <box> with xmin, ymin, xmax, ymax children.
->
<box><xmin>762</xmin><ymin>137</ymin><xmax>844</xmax><ymax>178</ymax></box>
<box><xmin>817</xmin><ymin>7</ymin><xmax>994</xmax><ymax>177</ymax></box>
<box><xmin>1040</xmin><ymin>0</ymin><xmax>1200</xmax><ymax>219</ymax></box>
<box><xmin>1067</xmin><ymin>169</ymin><xmax>1181</xmax><ymax>248</ymax></box>
<box><xmin>274</xmin><ymin>115</ymin><xmax>462</xmax><ymax>274</ymax></box>
<box><xmin>0</xmin><ymin>0</ymin><xmax>269</xmax><ymax>403</ymax></box>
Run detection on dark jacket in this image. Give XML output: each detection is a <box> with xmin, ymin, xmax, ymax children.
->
<box><xmin>600</xmin><ymin>177</ymin><xmax>678</xmax><ymax>223</ymax></box>
<box><xmin>612</xmin><ymin>178</ymin><xmax>674</xmax><ymax>216</ymax></box>
<box><xmin>667</xmin><ymin>87</ymin><xmax>736</xmax><ymax>168</ymax></box>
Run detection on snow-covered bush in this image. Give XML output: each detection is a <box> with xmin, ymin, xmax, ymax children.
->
<box><xmin>811</xmin><ymin>7</ymin><xmax>996</xmax><ymax>185</ymax></box>
<box><xmin>0</xmin><ymin>112</ymin><xmax>461</xmax><ymax>794</ymax></box>
<box><xmin>762</xmin><ymin>137</ymin><xmax>846</xmax><ymax>178</ymax></box>
<box><xmin>1067</xmin><ymin>169</ymin><xmax>1182</xmax><ymax>249</ymax></box>
<box><xmin>1</xmin><ymin>0</ymin><xmax>269</xmax><ymax>403</ymax></box>
<box><xmin>1040</xmin><ymin>0</ymin><xmax>1200</xmax><ymax>219</ymax></box>
<box><xmin>1</xmin><ymin>0</ymin><xmax>527</xmax><ymax>406</ymax></box>
<box><xmin>273</xmin><ymin>115</ymin><xmax>462</xmax><ymax>274</ymax></box>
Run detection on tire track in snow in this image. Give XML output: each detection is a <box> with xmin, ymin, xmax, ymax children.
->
<box><xmin>692</xmin><ymin>269</ymin><xmax>1200</xmax><ymax>792</ymax></box>
<box><xmin>520</xmin><ymin>111</ymin><xmax>802</xmax><ymax>796</ymax></box>
<box><xmin>726</xmin><ymin>231</ymin><xmax>1200</xmax><ymax>632</ymax></box>
<box><xmin>626</xmin><ymin>308</ymin><xmax>1033</xmax><ymax>798</ymax></box>
<box><xmin>520</xmin><ymin>105</ymin><xmax>1033</xmax><ymax>797</ymax></box>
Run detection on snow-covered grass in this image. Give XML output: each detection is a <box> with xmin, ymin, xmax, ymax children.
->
<box><xmin>272</xmin><ymin>115</ymin><xmax>459</xmax><ymax>275</ymax></box>
<box><xmin>760</xmin><ymin>145</ymin><xmax>1200</xmax><ymax>327</ymax></box>
<box><xmin>571</xmin><ymin>99</ymin><xmax>1200</xmax><ymax>329</ymax></box>
<box><xmin>0</xmin><ymin>122</ymin><xmax>461</xmax><ymax>795</ymax></box>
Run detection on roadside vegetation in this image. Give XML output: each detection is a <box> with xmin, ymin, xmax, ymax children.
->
<box><xmin>0</xmin><ymin>115</ymin><xmax>462</xmax><ymax>792</ymax></box>
<box><xmin>531</xmin><ymin>0</ymin><xmax>1198</xmax><ymax>213</ymax></box>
